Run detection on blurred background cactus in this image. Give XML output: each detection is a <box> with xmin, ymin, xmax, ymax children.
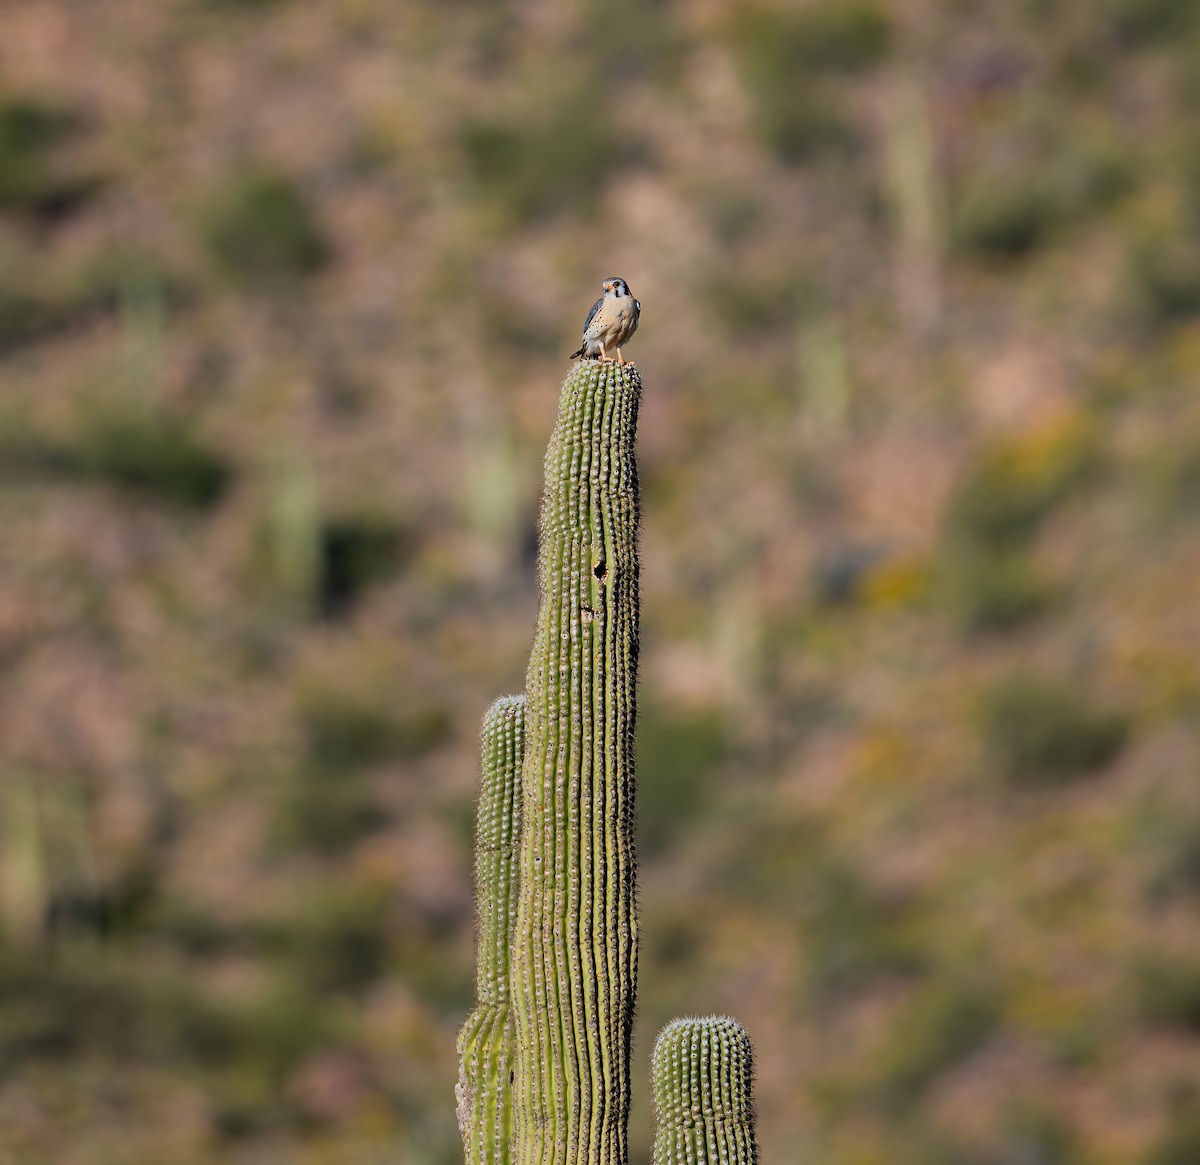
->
<box><xmin>3</xmin><ymin>2</ymin><xmax>1200</xmax><ymax>1164</ymax></box>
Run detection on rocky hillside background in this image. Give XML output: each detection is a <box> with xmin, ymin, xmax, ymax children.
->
<box><xmin>2</xmin><ymin>1</ymin><xmax>1200</xmax><ymax>1162</ymax></box>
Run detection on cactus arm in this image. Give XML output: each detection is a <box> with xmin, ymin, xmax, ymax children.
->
<box><xmin>510</xmin><ymin>362</ymin><xmax>642</xmax><ymax>1165</ymax></box>
<box><xmin>651</xmin><ymin>1017</ymin><xmax>759</xmax><ymax>1165</ymax></box>
<box><xmin>457</xmin><ymin>694</ymin><xmax>526</xmax><ymax>1165</ymax></box>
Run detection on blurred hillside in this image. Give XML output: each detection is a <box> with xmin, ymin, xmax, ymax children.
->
<box><xmin>2</xmin><ymin>0</ymin><xmax>1200</xmax><ymax>1162</ymax></box>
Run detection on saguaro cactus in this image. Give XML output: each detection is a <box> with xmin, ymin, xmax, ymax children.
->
<box><xmin>457</xmin><ymin>695</ymin><xmax>525</xmax><ymax>1165</ymax></box>
<box><xmin>459</xmin><ymin>361</ymin><xmax>758</xmax><ymax>1165</ymax></box>
<box><xmin>652</xmin><ymin>1017</ymin><xmax>759</xmax><ymax>1165</ymax></box>
<box><xmin>510</xmin><ymin>359</ymin><xmax>642</xmax><ymax>1165</ymax></box>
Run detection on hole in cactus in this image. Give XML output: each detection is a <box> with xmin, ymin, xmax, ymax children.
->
<box><xmin>593</xmin><ymin>557</ymin><xmax>607</xmax><ymax>582</ymax></box>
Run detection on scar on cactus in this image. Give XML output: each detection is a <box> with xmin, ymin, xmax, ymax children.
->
<box><xmin>459</xmin><ymin>361</ymin><xmax>758</xmax><ymax>1165</ymax></box>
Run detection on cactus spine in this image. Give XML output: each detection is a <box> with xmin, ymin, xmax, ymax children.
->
<box><xmin>651</xmin><ymin>1017</ymin><xmax>759</xmax><ymax>1165</ymax></box>
<box><xmin>459</xmin><ymin>361</ymin><xmax>758</xmax><ymax>1165</ymax></box>
<box><xmin>457</xmin><ymin>695</ymin><xmax>526</xmax><ymax>1165</ymax></box>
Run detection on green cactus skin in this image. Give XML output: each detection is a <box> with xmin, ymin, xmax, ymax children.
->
<box><xmin>457</xmin><ymin>694</ymin><xmax>526</xmax><ymax>1165</ymax></box>
<box><xmin>510</xmin><ymin>361</ymin><xmax>643</xmax><ymax>1165</ymax></box>
<box><xmin>652</xmin><ymin>1017</ymin><xmax>758</xmax><ymax>1165</ymax></box>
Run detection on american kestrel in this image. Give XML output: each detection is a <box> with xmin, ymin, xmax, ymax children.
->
<box><xmin>569</xmin><ymin>277</ymin><xmax>641</xmax><ymax>364</ymax></box>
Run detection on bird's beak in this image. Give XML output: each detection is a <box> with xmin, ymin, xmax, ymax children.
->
<box><xmin>602</xmin><ymin>281</ymin><xmax>613</xmax><ymax>292</ymax></box>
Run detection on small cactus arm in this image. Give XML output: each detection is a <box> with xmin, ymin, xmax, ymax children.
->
<box><xmin>510</xmin><ymin>361</ymin><xmax>643</xmax><ymax>1165</ymax></box>
<box><xmin>652</xmin><ymin>1017</ymin><xmax>759</xmax><ymax>1165</ymax></box>
<box><xmin>457</xmin><ymin>695</ymin><xmax>526</xmax><ymax>1165</ymax></box>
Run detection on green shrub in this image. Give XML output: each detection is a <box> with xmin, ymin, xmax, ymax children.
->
<box><xmin>164</xmin><ymin>975</ymin><xmax>332</xmax><ymax>1079</ymax></box>
<box><xmin>302</xmin><ymin>698</ymin><xmax>405</xmax><ymax>769</ymax></box>
<box><xmin>936</xmin><ymin>548</ymin><xmax>1054</xmax><ymax>634</ymax></box>
<box><xmin>300</xmin><ymin>693</ymin><xmax>450</xmax><ymax>769</ymax></box>
<box><xmin>75</xmin><ymin>407</ymin><xmax>232</xmax><ymax>508</ymax></box>
<box><xmin>69</xmin><ymin>244</ymin><xmax>185</xmax><ymax>314</ymax></box>
<box><xmin>800</xmin><ymin>860</ymin><xmax>923</xmax><ymax>1002</ymax></box>
<box><xmin>397</xmin><ymin>926</ymin><xmax>473</xmax><ymax>1016</ymax></box>
<box><xmin>272</xmin><ymin>686</ymin><xmax>449</xmax><ymax>855</ymax></box>
<box><xmin>637</xmin><ymin>703</ymin><xmax>726</xmax><ymax>857</ymax></box>
<box><xmin>0</xmin><ymin>951</ymin><xmax>332</xmax><ymax>1098</ymax></box>
<box><xmin>755</xmin><ymin>89</ymin><xmax>858</xmax><ymax>167</ymax></box>
<box><xmin>694</xmin><ymin>184</ymin><xmax>762</xmax><ymax>245</ymax></box>
<box><xmin>1151</xmin><ymin>812</ymin><xmax>1200</xmax><ymax>900</ymax></box>
<box><xmin>706</xmin><ymin>267</ymin><xmax>811</xmax><ymax>334</ymax></box>
<box><xmin>952</xmin><ymin>136</ymin><xmax>1134</xmax><ymax>263</ymax></box>
<box><xmin>0</xmin><ymin>244</ymin><xmax>179</xmax><ymax>354</ymax></box>
<box><xmin>979</xmin><ymin>674</ymin><xmax>1129</xmax><ymax>787</ymax></box>
<box><xmin>729</xmin><ymin>3</ymin><xmax>882</xmax><ymax>165</ymax></box>
<box><xmin>0</xmin><ymin>95</ymin><xmax>97</xmax><ymax>218</ymax></box>
<box><xmin>901</xmin><ymin>1104</ymin><xmax>1084</xmax><ymax>1165</ymax></box>
<box><xmin>154</xmin><ymin>904</ymin><xmax>234</xmax><ymax>956</ymax></box>
<box><xmin>876</xmin><ymin>982</ymin><xmax>999</xmax><ymax>1107</ymax></box>
<box><xmin>0</xmin><ymin>286</ymin><xmax>62</xmax><ymax>350</ymax></box>
<box><xmin>1060</xmin><ymin>137</ymin><xmax>1137</xmax><ymax>215</ymax></box>
<box><xmin>317</xmin><ymin>513</ymin><xmax>412</xmax><ymax>616</ymax></box>
<box><xmin>1147</xmin><ymin>1111</ymin><xmax>1200</xmax><ymax>1165</ymax></box>
<box><xmin>1128</xmin><ymin>235</ymin><xmax>1200</xmax><ymax>329</ymax></box>
<box><xmin>0</xmin><ymin>406</ymin><xmax>232</xmax><ymax>509</ymax></box>
<box><xmin>251</xmin><ymin>486</ymin><xmax>416</xmax><ymax>618</ymax></box>
<box><xmin>253</xmin><ymin>885</ymin><xmax>391</xmax><ymax>993</ymax></box>
<box><xmin>199</xmin><ymin>167</ymin><xmax>327</xmax><ymax>285</ymax></box>
<box><xmin>0</xmin><ymin>246</ymin><xmax>182</xmax><ymax>354</ymax></box>
<box><xmin>954</xmin><ymin>177</ymin><xmax>1061</xmax><ymax>260</ymax></box>
<box><xmin>947</xmin><ymin>427</ymin><xmax>1095</xmax><ymax>551</ymax></box>
<box><xmin>732</xmin><ymin>2</ymin><xmax>892</xmax><ymax>77</ymax></box>
<box><xmin>0</xmin><ymin>952</ymin><xmax>144</xmax><ymax>1073</ymax></box>
<box><xmin>460</xmin><ymin>85</ymin><xmax>625</xmax><ymax>223</ymax></box>
<box><xmin>182</xmin><ymin>975</ymin><xmax>338</xmax><ymax>1138</ymax></box>
<box><xmin>1141</xmin><ymin>428</ymin><xmax>1200</xmax><ymax>524</ymax></box>
<box><xmin>1102</xmin><ymin>0</ymin><xmax>1199</xmax><ymax>47</ymax></box>
<box><xmin>985</xmin><ymin>1106</ymin><xmax>1083</xmax><ymax>1165</ymax></box>
<box><xmin>1135</xmin><ymin>956</ymin><xmax>1200</xmax><ymax>1033</ymax></box>
<box><xmin>271</xmin><ymin>770</ymin><xmax>387</xmax><ymax>856</ymax></box>
<box><xmin>582</xmin><ymin>0</ymin><xmax>685</xmax><ymax>83</ymax></box>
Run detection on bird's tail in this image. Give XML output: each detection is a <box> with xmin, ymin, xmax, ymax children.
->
<box><xmin>568</xmin><ymin>344</ymin><xmax>586</xmax><ymax>360</ymax></box>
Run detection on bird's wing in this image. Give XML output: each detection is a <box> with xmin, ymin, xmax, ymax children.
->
<box><xmin>582</xmin><ymin>294</ymin><xmax>606</xmax><ymax>338</ymax></box>
<box><xmin>634</xmin><ymin>299</ymin><xmax>641</xmax><ymax>314</ymax></box>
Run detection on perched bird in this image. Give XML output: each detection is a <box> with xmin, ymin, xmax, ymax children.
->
<box><xmin>569</xmin><ymin>277</ymin><xmax>641</xmax><ymax>364</ymax></box>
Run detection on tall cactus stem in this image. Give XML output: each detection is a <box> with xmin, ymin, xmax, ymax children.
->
<box><xmin>510</xmin><ymin>361</ymin><xmax>642</xmax><ymax>1165</ymax></box>
<box><xmin>457</xmin><ymin>694</ymin><xmax>526</xmax><ymax>1165</ymax></box>
<box><xmin>651</xmin><ymin>1017</ymin><xmax>759</xmax><ymax>1165</ymax></box>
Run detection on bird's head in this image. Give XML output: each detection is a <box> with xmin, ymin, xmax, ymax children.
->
<box><xmin>603</xmin><ymin>277</ymin><xmax>631</xmax><ymax>298</ymax></box>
